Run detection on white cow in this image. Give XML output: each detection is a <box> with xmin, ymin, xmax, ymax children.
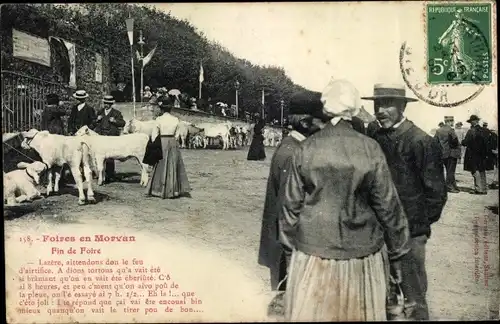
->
<box><xmin>196</xmin><ymin>122</ymin><xmax>232</xmax><ymax>150</ymax></box>
<box><xmin>4</xmin><ymin>161</ymin><xmax>47</xmax><ymax>206</ymax></box>
<box><xmin>20</xmin><ymin>129</ymin><xmax>95</xmax><ymax>205</ymax></box>
<box><xmin>122</xmin><ymin>118</ymin><xmax>158</xmax><ymax>137</ymax></box>
<box><xmin>75</xmin><ymin>126</ymin><xmax>150</xmax><ymax>187</ymax></box>
<box><xmin>175</xmin><ymin>120</ymin><xmax>204</xmax><ymax>149</ymax></box>
<box><xmin>189</xmin><ymin>133</ymin><xmax>204</xmax><ymax>149</ymax></box>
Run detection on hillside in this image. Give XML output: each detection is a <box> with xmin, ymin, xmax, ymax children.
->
<box><xmin>2</xmin><ymin>4</ymin><xmax>310</xmax><ymax>122</ymax></box>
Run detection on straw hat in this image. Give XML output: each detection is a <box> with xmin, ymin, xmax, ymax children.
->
<box><xmin>102</xmin><ymin>95</ymin><xmax>115</xmax><ymax>104</ymax></box>
<box><xmin>361</xmin><ymin>84</ymin><xmax>418</xmax><ymax>102</ymax></box>
<box><xmin>73</xmin><ymin>90</ymin><xmax>89</xmax><ymax>99</ymax></box>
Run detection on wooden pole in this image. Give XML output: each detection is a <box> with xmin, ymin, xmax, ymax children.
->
<box><xmin>130</xmin><ymin>45</ymin><xmax>136</xmax><ymax>117</ymax></box>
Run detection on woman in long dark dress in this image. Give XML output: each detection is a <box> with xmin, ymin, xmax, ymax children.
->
<box><xmin>143</xmin><ymin>100</ymin><xmax>191</xmax><ymax>199</ymax></box>
<box><xmin>247</xmin><ymin>118</ymin><xmax>266</xmax><ymax>160</ymax></box>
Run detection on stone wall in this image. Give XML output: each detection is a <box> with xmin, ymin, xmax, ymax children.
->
<box><xmin>114</xmin><ymin>103</ymin><xmax>285</xmax><ymax>130</ymax></box>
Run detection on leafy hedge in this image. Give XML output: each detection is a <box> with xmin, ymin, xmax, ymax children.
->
<box><xmin>2</xmin><ymin>4</ymin><xmax>310</xmax><ymax>121</ymax></box>
<box><xmin>1</xmin><ymin>4</ymin><xmax>111</xmax><ymax>111</ymax></box>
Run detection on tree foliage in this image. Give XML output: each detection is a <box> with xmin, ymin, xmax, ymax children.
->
<box><xmin>3</xmin><ymin>4</ymin><xmax>310</xmax><ymax>121</ymax></box>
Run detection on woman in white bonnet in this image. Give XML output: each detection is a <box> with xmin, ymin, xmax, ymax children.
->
<box><xmin>280</xmin><ymin>79</ymin><xmax>410</xmax><ymax>321</ymax></box>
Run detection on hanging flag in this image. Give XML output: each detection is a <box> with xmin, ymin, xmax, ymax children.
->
<box><xmin>135</xmin><ymin>50</ymin><xmax>141</xmax><ymax>62</ymax></box>
<box><xmin>48</xmin><ymin>36</ymin><xmax>74</xmax><ymax>87</ymax></box>
<box><xmin>142</xmin><ymin>45</ymin><xmax>157</xmax><ymax>68</ymax></box>
<box><xmin>199</xmin><ymin>62</ymin><xmax>204</xmax><ymax>83</ymax></box>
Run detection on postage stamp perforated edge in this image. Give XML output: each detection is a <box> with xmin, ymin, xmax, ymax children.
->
<box><xmin>423</xmin><ymin>0</ymin><xmax>497</xmax><ymax>87</ymax></box>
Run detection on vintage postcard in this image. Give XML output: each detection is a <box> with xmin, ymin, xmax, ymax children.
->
<box><xmin>3</xmin><ymin>1</ymin><xmax>498</xmax><ymax>322</ymax></box>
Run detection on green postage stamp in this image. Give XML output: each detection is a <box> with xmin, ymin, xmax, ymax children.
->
<box><xmin>426</xmin><ymin>2</ymin><xmax>492</xmax><ymax>84</ymax></box>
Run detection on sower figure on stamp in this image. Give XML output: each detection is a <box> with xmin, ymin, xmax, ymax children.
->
<box><xmin>257</xmin><ymin>90</ymin><xmax>324</xmax><ymax>316</ymax></box>
<box><xmin>434</xmin><ymin>116</ymin><xmax>461</xmax><ymax>193</ymax></box>
<box><xmin>93</xmin><ymin>95</ymin><xmax>126</xmax><ymax>183</ymax></box>
<box><xmin>364</xmin><ymin>84</ymin><xmax>448</xmax><ymax>320</ymax></box>
<box><xmin>461</xmin><ymin>115</ymin><xmax>492</xmax><ymax>195</ymax></box>
<box><xmin>281</xmin><ymin>79</ymin><xmax>410</xmax><ymax>321</ymax></box>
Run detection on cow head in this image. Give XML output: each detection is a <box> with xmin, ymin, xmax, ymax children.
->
<box><xmin>17</xmin><ymin>161</ymin><xmax>47</xmax><ymax>185</ymax></box>
<box><xmin>75</xmin><ymin>125</ymin><xmax>97</xmax><ymax>136</ymax></box>
<box><xmin>122</xmin><ymin>119</ymin><xmax>135</xmax><ymax>134</ymax></box>
<box><xmin>20</xmin><ymin>129</ymin><xmax>47</xmax><ymax>150</ymax></box>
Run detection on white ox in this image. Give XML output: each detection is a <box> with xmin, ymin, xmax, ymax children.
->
<box><xmin>196</xmin><ymin>122</ymin><xmax>232</xmax><ymax>150</ymax></box>
<box><xmin>123</xmin><ymin>119</ymin><xmax>157</xmax><ymax>137</ymax></box>
<box><xmin>175</xmin><ymin>120</ymin><xmax>204</xmax><ymax>149</ymax></box>
<box><xmin>263</xmin><ymin>127</ymin><xmax>283</xmax><ymax>147</ymax></box>
<box><xmin>20</xmin><ymin>129</ymin><xmax>95</xmax><ymax>205</ymax></box>
<box><xmin>4</xmin><ymin>161</ymin><xmax>47</xmax><ymax>206</ymax></box>
<box><xmin>75</xmin><ymin>126</ymin><xmax>150</xmax><ymax>187</ymax></box>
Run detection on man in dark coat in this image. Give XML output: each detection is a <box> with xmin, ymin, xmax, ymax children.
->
<box><xmin>434</xmin><ymin>116</ymin><xmax>460</xmax><ymax>193</ymax></box>
<box><xmin>258</xmin><ymin>90</ymin><xmax>323</xmax><ymax>316</ymax></box>
<box><xmin>482</xmin><ymin>122</ymin><xmax>498</xmax><ymax>173</ymax></box>
<box><xmin>67</xmin><ymin>90</ymin><xmax>96</xmax><ymax>135</ymax></box>
<box><xmin>258</xmin><ymin>91</ymin><xmax>323</xmax><ymax>291</ymax></box>
<box><xmin>364</xmin><ymin>84</ymin><xmax>447</xmax><ymax>320</ymax></box>
<box><xmin>93</xmin><ymin>95</ymin><xmax>126</xmax><ymax>183</ymax></box>
<box><xmin>461</xmin><ymin>115</ymin><xmax>492</xmax><ymax>194</ymax></box>
<box><xmin>41</xmin><ymin>93</ymin><xmax>66</xmax><ymax>135</ymax></box>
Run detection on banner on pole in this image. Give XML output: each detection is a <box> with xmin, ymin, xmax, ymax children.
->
<box><xmin>63</xmin><ymin>40</ymin><xmax>77</xmax><ymax>88</ymax></box>
<box><xmin>199</xmin><ymin>62</ymin><xmax>204</xmax><ymax>83</ymax></box>
<box><xmin>142</xmin><ymin>45</ymin><xmax>157</xmax><ymax>68</ymax></box>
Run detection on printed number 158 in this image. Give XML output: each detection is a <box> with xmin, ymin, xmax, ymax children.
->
<box><xmin>20</xmin><ymin>236</ymin><xmax>33</xmax><ymax>243</ymax></box>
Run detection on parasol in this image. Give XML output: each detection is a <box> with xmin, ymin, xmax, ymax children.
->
<box><xmin>168</xmin><ymin>89</ymin><xmax>181</xmax><ymax>96</ymax></box>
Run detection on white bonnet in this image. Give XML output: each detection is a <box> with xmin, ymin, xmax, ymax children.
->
<box><xmin>320</xmin><ymin>79</ymin><xmax>361</xmax><ymax>119</ymax></box>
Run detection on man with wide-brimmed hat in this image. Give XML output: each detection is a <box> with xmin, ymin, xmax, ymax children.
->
<box><xmin>434</xmin><ymin>116</ymin><xmax>461</xmax><ymax>193</ymax></box>
<box><xmin>363</xmin><ymin>83</ymin><xmax>447</xmax><ymax>320</ymax></box>
<box><xmin>94</xmin><ymin>95</ymin><xmax>126</xmax><ymax>183</ymax></box>
<box><xmin>258</xmin><ymin>89</ymin><xmax>324</xmax><ymax>316</ymax></box>
<box><xmin>461</xmin><ymin>114</ymin><xmax>494</xmax><ymax>194</ymax></box>
<box><xmin>280</xmin><ymin>79</ymin><xmax>409</xmax><ymax>321</ymax></box>
<box><xmin>68</xmin><ymin>90</ymin><xmax>96</xmax><ymax>135</ymax></box>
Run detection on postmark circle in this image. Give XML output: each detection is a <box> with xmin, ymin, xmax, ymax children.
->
<box><xmin>400</xmin><ymin>41</ymin><xmax>485</xmax><ymax>108</ymax></box>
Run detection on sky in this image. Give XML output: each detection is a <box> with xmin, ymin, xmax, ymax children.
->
<box><xmin>151</xmin><ymin>2</ymin><xmax>497</xmax><ymax>133</ymax></box>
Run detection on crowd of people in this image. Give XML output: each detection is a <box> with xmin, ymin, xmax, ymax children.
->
<box><xmin>41</xmin><ymin>89</ymin><xmax>126</xmax><ymax>182</ymax></box>
<box><xmin>257</xmin><ymin>79</ymin><xmax>498</xmax><ymax>321</ymax></box>
<box><xmin>435</xmin><ymin>118</ymin><xmax>498</xmax><ymax>193</ymax></box>
<box><xmin>38</xmin><ymin>88</ymin><xmax>192</xmax><ymax>200</ymax></box>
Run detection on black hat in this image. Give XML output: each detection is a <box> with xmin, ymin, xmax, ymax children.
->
<box><xmin>467</xmin><ymin>115</ymin><xmax>480</xmax><ymax>123</ymax></box>
<box><xmin>46</xmin><ymin>93</ymin><xmax>59</xmax><ymax>105</ymax></box>
<box><xmin>158</xmin><ymin>94</ymin><xmax>174</xmax><ymax>111</ymax></box>
<box><xmin>289</xmin><ymin>91</ymin><xmax>323</xmax><ymax>117</ymax></box>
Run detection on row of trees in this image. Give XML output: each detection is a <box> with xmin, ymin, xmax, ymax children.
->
<box><xmin>29</xmin><ymin>3</ymin><xmax>309</xmax><ymax>121</ymax></box>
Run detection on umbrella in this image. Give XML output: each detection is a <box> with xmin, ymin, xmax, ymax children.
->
<box><xmin>168</xmin><ymin>89</ymin><xmax>181</xmax><ymax>96</ymax></box>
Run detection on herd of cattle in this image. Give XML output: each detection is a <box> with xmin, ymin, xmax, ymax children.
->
<box><xmin>4</xmin><ymin>117</ymin><xmax>284</xmax><ymax>207</ymax></box>
<box><xmin>122</xmin><ymin>117</ymin><xmax>284</xmax><ymax>150</ymax></box>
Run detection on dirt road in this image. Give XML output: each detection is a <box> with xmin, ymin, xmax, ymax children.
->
<box><xmin>5</xmin><ymin>148</ymin><xmax>499</xmax><ymax>321</ymax></box>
